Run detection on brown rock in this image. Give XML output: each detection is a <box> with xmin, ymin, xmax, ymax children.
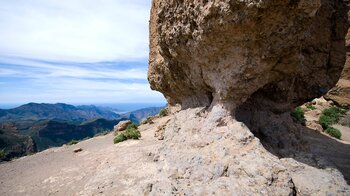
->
<box><xmin>73</xmin><ymin>148</ymin><xmax>82</xmax><ymax>153</ymax></box>
<box><xmin>149</xmin><ymin>0</ymin><xmax>347</xmax><ymax>110</ymax></box>
<box><xmin>325</xmin><ymin>5</ymin><xmax>350</xmax><ymax>106</ymax></box>
<box><xmin>305</xmin><ymin>121</ymin><xmax>323</xmax><ymax>132</ymax></box>
<box><xmin>113</xmin><ymin>120</ymin><xmax>132</xmax><ymax>135</ymax></box>
<box><xmin>147</xmin><ymin>0</ymin><xmax>349</xmax><ymax>194</ymax></box>
<box><xmin>326</xmin><ymin>79</ymin><xmax>350</xmax><ymax>106</ymax></box>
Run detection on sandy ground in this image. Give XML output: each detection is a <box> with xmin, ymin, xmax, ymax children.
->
<box><xmin>0</xmin><ymin>117</ymin><xmax>170</xmax><ymax>196</ymax></box>
<box><xmin>333</xmin><ymin>124</ymin><xmax>350</xmax><ymax>142</ymax></box>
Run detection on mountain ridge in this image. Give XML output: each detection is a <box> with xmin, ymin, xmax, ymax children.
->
<box><xmin>0</xmin><ymin>103</ymin><xmax>164</xmax><ymax>160</ymax></box>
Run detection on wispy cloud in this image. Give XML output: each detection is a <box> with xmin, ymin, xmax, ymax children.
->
<box><xmin>0</xmin><ymin>1</ymin><xmax>166</xmax><ymax>104</ymax></box>
<box><xmin>0</xmin><ymin>0</ymin><xmax>150</xmax><ymax>62</ymax></box>
<box><xmin>0</xmin><ymin>57</ymin><xmax>148</xmax><ymax>80</ymax></box>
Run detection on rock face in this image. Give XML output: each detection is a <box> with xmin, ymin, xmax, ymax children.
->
<box><xmin>149</xmin><ymin>0</ymin><xmax>347</xmax><ymax>110</ymax></box>
<box><xmin>151</xmin><ymin>108</ymin><xmax>349</xmax><ymax>195</ymax></box>
<box><xmin>148</xmin><ymin>0</ymin><xmax>350</xmax><ymax>195</ymax></box>
<box><xmin>326</xmin><ymin>2</ymin><xmax>350</xmax><ymax>106</ymax></box>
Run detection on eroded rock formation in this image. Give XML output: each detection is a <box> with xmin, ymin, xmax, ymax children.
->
<box><xmin>149</xmin><ymin>0</ymin><xmax>347</xmax><ymax>111</ymax></box>
<box><xmin>148</xmin><ymin>0</ymin><xmax>350</xmax><ymax>194</ymax></box>
<box><xmin>326</xmin><ymin>1</ymin><xmax>350</xmax><ymax>106</ymax></box>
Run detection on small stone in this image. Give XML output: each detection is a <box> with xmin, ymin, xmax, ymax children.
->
<box><xmin>73</xmin><ymin>148</ymin><xmax>82</xmax><ymax>153</ymax></box>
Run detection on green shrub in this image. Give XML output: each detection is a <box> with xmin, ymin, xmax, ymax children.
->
<box><xmin>306</xmin><ymin>105</ymin><xmax>316</xmax><ymax>110</ymax></box>
<box><xmin>114</xmin><ymin>123</ymin><xmax>141</xmax><ymax>144</ymax></box>
<box><xmin>325</xmin><ymin>127</ymin><xmax>342</xmax><ymax>139</ymax></box>
<box><xmin>127</xmin><ymin>123</ymin><xmax>138</xmax><ymax>130</ymax></box>
<box><xmin>319</xmin><ymin>106</ymin><xmax>346</xmax><ymax>129</ymax></box>
<box><xmin>159</xmin><ymin>108</ymin><xmax>168</xmax><ymax>117</ymax></box>
<box><xmin>291</xmin><ymin>107</ymin><xmax>305</xmax><ymax>124</ymax></box>
<box><xmin>141</xmin><ymin>117</ymin><xmax>154</xmax><ymax>125</ymax></box>
<box><xmin>67</xmin><ymin>140</ymin><xmax>78</xmax><ymax>145</ymax></box>
<box><xmin>114</xmin><ymin>134</ymin><xmax>127</xmax><ymax>143</ymax></box>
<box><xmin>319</xmin><ymin>115</ymin><xmax>334</xmax><ymax>129</ymax></box>
<box><xmin>0</xmin><ymin>149</ymin><xmax>5</xmax><ymax>159</ymax></box>
<box><xmin>323</xmin><ymin>107</ymin><xmax>346</xmax><ymax>119</ymax></box>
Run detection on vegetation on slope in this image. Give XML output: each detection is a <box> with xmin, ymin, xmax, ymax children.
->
<box><xmin>290</xmin><ymin>107</ymin><xmax>306</xmax><ymax>124</ymax></box>
<box><xmin>114</xmin><ymin>123</ymin><xmax>141</xmax><ymax>144</ymax></box>
<box><xmin>158</xmin><ymin>108</ymin><xmax>168</xmax><ymax>117</ymax></box>
<box><xmin>319</xmin><ymin>106</ymin><xmax>347</xmax><ymax>139</ymax></box>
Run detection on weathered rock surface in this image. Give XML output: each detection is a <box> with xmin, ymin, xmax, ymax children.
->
<box><xmin>326</xmin><ymin>2</ymin><xmax>350</xmax><ymax>106</ymax></box>
<box><xmin>148</xmin><ymin>0</ymin><xmax>350</xmax><ymax>194</ymax></box>
<box><xmin>0</xmin><ymin>113</ymin><xmax>349</xmax><ymax>195</ymax></box>
<box><xmin>149</xmin><ymin>0</ymin><xmax>347</xmax><ymax>110</ymax></box>
<box><xmin>149</xmin><ymin>108</ymin><xmax>350</xmax><ymax>195</ymax></box>
<box><xmin>113</xmin><ymin>120</ymin><xmax>131</xmax><ymax>135</ymax></box>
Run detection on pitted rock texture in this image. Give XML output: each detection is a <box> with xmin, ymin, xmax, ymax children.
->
<box><xmin>148</xmin><ymin>0</ymin><xmax>347</xmax><ymax>110</ymax></box>
<box><xmin>149</xmin><ymin>108</ymin><xmax>350</xmax><ymax>195</ymax></box>
<box><xmin>326</xmin><ymin>2</ymin><xmax>350</xmax><ymax>106</ymax></box>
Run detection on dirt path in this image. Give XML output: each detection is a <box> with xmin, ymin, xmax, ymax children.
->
<box><xmin>0</xmin><ymin>117</ymin><xmax>169</xmax><ymax>196</ymax></box>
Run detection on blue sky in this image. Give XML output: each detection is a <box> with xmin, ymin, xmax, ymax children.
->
<box><xmin>0</xmin><ymin>0</ymin><xmax>165</xmax><ymax>105</ymax></box>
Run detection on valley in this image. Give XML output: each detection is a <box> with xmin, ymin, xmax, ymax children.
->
<box><xmin>0</xmin><ymin>103</ymin><xmax>163</xmax><ymax>160</ymax></box>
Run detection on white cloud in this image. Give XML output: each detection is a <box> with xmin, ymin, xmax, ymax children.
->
<box><xmin>0</xmin><ymin>1</ymin><xmax>166</xmax><ymax>104</ymax></box>
<box><xmin>0</xmin><ymin>77</ymin><xmax>165</xmax><ymax>104</ymax></box>
<box><xmin>0</xmin><ymin>57</ymin><xmax>147</xmax><ymax>79</ymax></box>
<box><xmin>0</xmin><ymin>0</ymin><xmax>150</xmax><ymax>62</ymax></box>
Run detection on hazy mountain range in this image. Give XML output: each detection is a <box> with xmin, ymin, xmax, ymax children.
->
<box><xmin>0</xmin><ymin>103</ymin><xmax>164</xmax><ymax>160</ymax></box>
<box><xmin>0</xmin><ymin>103</ymin><xmax>121</xmax><ymax>122</ymax></box>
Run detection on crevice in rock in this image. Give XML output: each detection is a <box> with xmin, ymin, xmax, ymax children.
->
<box><xmin>290</xmin><ymin>179</ymin><xmax>297</xmax><ymax>196</ymax></box>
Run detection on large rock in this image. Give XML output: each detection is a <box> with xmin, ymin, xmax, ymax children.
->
<box><xmin>149</xmin><ymin>108</ymin><xmax>350</xmax><ymax>195</ymax></box>
<box><xmin>326</xmin><ymin>4</ymin><xmax>350</xmax><ymax>106</ymax></box>
<box><xmin>149</xmin><ymin>0</ymin><xmax>347</xmax><ymax>110</ymax></box>
<box><xmin>147</xmin><ymin>0</ymin><xmax>350</xmax><ymax>194</ymax></box>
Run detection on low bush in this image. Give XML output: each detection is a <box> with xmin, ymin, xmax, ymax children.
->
<box><xmin>127</xmin><ymin>123</ymin><xmax>138</xmax><ymax>130</ymax></box>
<box><xmin>159</xmin><ymin>108</ymin><xmax>168</xmax><ymax>117</ymax></box>
<box><xmin>114</xmin><ymin>134</ymin><xmax>127</xmax><ymax>143</ymax></box>
<box><xmin>67</xmin><ymin>140</ymin><xmax>78</xmax><ymax>145</ymax></box>
<box><xmin>141</xmin><ymin>117</ymin><xmax>154</xmax><ymax>125</ymax></box>
<box><xmin>319</xmin><ymin>115</ymin><xmax>334</xmax><ymax>129</ymax></box>
<box><xmin>325</xmin><ymin>127</ymin><xmax>342</xmax><ymax>139</ymax></box>
<box><xmin>306</xmin><ymin>105</ymin><xmax>316</xmax><ymax>110</ymax></box>
<box><xmin>290</xmin><ymin>107</ymin><xmax>305</xmax><ymax>124</ymax></box>
<box><xmin>319</xmin><ymin>106</ymin><xmax>346</xmax><ymax>129</ymax></box>
<box><xmin>114</xmin><ymin>123</ymin><xmax>141</xmax><ymax>144</ymax></box>
<box><xmin>0</xmin><ymin>149</ymin><xmax>5</xmax><ymax>159</ymax></box>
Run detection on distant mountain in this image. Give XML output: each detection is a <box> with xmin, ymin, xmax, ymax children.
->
<box><xmin>30</xmin><ymin>118</ymin><xmax>127</xmax><ymax>151</ymax></box>
<box><xmin>0</xmin><ymin>103</ymin><xmax>164</xmax><ymax>160</ymax></box>
<box><xmin>120</xmin><ymin>106</ymin><xmax>164</xmax><ymax>123</ymax></box>
<box><xmin>0</xmin><ymin>103</ymin><xmax>120</xmax><ymax>123</ymax></box>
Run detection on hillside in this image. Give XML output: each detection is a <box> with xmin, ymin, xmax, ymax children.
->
<box><xmin>30</xmin><ymin>118</ymin><xmax>126</xmax><ymax>151</ymax></box>
<box><xmin>120</xmin><ymin>106</ymin><xmax>164</xmax><ymax>123</ymax></box>
<box><xmin>0</xmin><ymin>103</ymin><xmax>162</xmax><ymax>160</ymax></box>
<box><xmin>0</xmin><ymin>103</ymin><xmax>120</xmax><ymax>122</ymax></box>
<box><xmin>0</xmin><ymin>123</ymin><xmax>36</xmax><ymax>160</ymax></box>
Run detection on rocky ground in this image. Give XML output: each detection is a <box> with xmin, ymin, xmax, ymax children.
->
<box><xmin>0</xmin><ymin>109</ymin><xmax>349</xmax><ymax>195</ymax></box>
<box><xmin>0</xmin><ymin>116</ymin><xmax>171</xmax><ymax>195</ymax></box>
